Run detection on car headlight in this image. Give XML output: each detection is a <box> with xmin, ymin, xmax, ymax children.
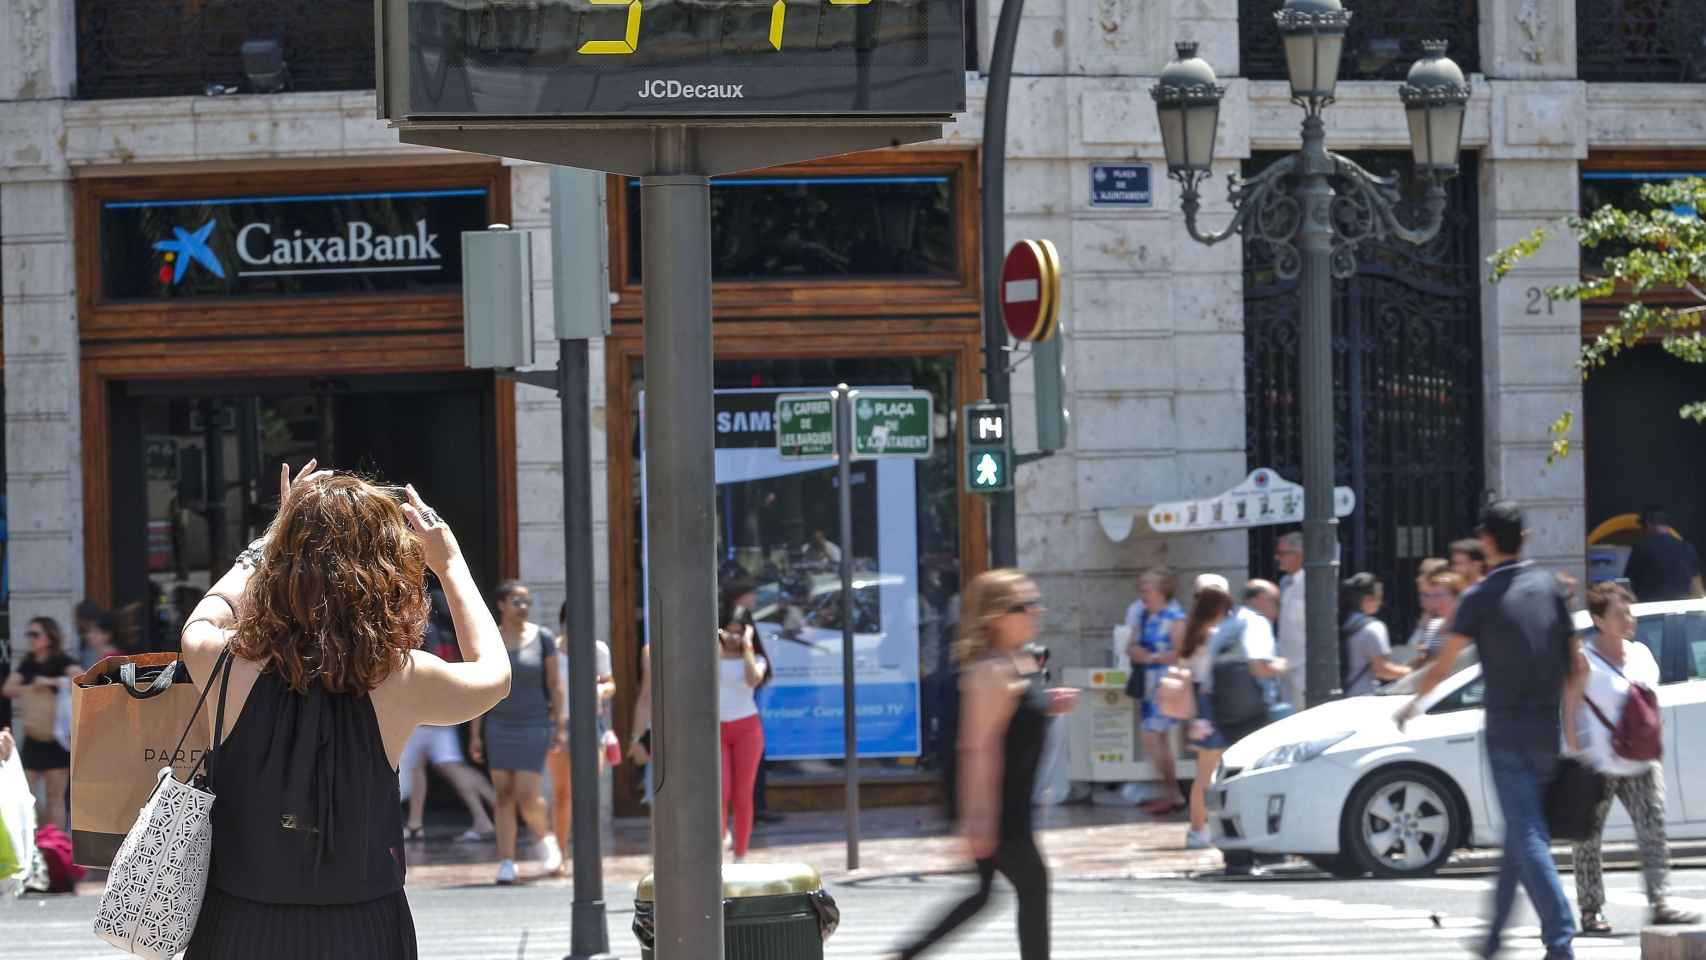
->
<box><xmin>1252</xmin><ymin>732</ymin><xmax>1354</xmax><ymax>770</ymax></box>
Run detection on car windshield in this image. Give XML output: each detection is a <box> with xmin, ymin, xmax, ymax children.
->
<box><xmin>1376</xmin><ymin>647</ymin><xmax>1480</xmax><ymax>696</ymax></box>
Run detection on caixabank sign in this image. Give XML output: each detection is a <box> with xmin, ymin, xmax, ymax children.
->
<box><xmin>99</xmin><ymin>186</ymin><xmax>491</xmax><ymax>300</ymax></box>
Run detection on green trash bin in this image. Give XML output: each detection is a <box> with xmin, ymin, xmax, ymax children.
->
<box><xmin>632</xmin><ymin>862</ymin><xmax>839</xmax><ymax>960</ymax></box>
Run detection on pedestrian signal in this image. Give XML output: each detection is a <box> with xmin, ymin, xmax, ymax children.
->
<box><xmin>966</xmin><ymin>449</ymin><xmax>1012</xmax><ymax>493</ymax></box>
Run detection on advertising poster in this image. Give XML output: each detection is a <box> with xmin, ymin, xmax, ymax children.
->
<box><xmin>640</xmin><ymin>388</ymin><xmax>923</xmax><ymax>759</ymax></box>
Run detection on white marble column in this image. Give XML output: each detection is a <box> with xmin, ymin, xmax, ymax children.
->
<box><xmin>2</xmin><ymin>176</ymin><xmax>82</xmax><ymax>634</ymax></box>
<box><xmin>2</xmin><ymin>0</ymin><xmax>79</xmax><ymax>636</ymax></box>
<box><xmin>1477</xmin><ymin>106</ymin><xmax>1587</xmax><ymax>576</ymax></box>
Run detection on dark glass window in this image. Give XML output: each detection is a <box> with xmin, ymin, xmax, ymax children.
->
<box><xmin>1240</xmin><ymin>0</ymin><xmax>1479</xmax><ymax>82</ymax></box>
<box><xmin>626</xmin><ymin>175</ymin><xmax>957</xmax><ymax>284</ymax></box>
<box><xmin>1579</xmin><ymin>170</ymin><xmax>1706</xmax><ymax>272</ymax></box>
<box><xmin>77</xmin><ymin>0</ymin><xmax>375</xmax><ymax>100</ymax></box>
<box><xmin>1578</xmin><ymin>0</ymin><xmax>1706</xmax><ymax>83</ymax></box>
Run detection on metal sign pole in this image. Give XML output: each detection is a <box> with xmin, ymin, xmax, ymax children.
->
<box><xmin>643</xmin><ymin>128</ymin><xmax>725</xmax><ymax>960</ymax></box>
<box><xmin>835</xmin><ymin>384</ymin><xmax>860</xmax><ymax>871</ymax></box>
<box><xmin>561</xmin><ymin>336</ymin><xmax>615</xmax><ymax>960</ymax></box>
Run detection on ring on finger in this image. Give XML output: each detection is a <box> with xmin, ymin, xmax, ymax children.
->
<box><xmin>420</xmin><ymin>507</ymin><xmax>442</xmax><ymax>526</ymax></box>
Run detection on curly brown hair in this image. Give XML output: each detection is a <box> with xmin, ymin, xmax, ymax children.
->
<box><xmin>229</xmin><ymin>475</ymin><xmax>429</xmax><ymax>695</ymax></box>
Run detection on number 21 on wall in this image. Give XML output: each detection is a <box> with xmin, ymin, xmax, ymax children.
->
<box><xmin>578</xmin><ymin>0</ymin><xmax>874</xmax><ymax>55</ymax></box>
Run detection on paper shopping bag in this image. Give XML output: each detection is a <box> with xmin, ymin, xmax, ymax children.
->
<box><xmin>69</xmin><ymin>654</ymin><xmax>212</xmax><ymax>868</ymax></box>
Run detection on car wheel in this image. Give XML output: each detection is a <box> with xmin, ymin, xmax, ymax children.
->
<box><xmin>1343</xmin><ymin>766</ymin><xmax>1460</xmax><ymax>878</ymax></box>
<box><xmin>1304</xmin><ymin>854</ymin><xmax>1368</xmax><ymax>879</ymax></box>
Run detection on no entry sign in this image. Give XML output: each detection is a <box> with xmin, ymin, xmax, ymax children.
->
<box><xmin>1001</xmin><ymin>239</ymin><xmax>1061</xmax><ymax>342</ymax></box>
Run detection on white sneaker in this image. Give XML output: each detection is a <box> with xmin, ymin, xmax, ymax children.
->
<box><xmin>495</xmin><ymin>859</ymin><xmax>518</xmax><ymax>885</ymax></box>
<box><xmin>539</xmin><ymin>835</ymin><xmax>563</xmax><ymax>874</ymax></box>
<box><xmin>1185</xmin><ymin>830</ymin><xmax>1214</xmax><ymax>850</ymax></box>
<box><xmin>723</xmin><ymin>831</ymin><xmax>732</xmax><ymax>851</ymax></box>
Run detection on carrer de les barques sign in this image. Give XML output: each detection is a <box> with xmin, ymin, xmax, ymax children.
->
<box><xmin>99</xmin><ymin>187</ymin><xmax>491</xmax><ymax>301</ymax></box>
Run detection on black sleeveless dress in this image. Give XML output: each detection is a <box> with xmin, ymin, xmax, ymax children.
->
<box><xmin>997</xmin><ymin>665</ymin><xmax>1051</xmax><ymax>839</ymax></box>
<box><xmin>187</xmin><ymin>666</ymin><xmax>414</xmax><ymax>959</ymax></box>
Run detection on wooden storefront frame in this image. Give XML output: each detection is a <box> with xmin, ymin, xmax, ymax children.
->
<box><xmin>605</xmin><ymin>149</ymin><xmax>982</xmax><ymax>321</ymax></box>
<box><xmin>602</xmin><ymin>322</ymin><xmax>989</xmax><ymax>814</ymax></box>
<box><xmin>75</xmin><ymin>161</ymin><xmax>518</xmax><ymax>606</ymax></box>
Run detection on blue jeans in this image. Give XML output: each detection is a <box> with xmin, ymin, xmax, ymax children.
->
<box><xmin>1484</xmin><ymin>747</ymin><xmax>1576</xmax><ymax>958</ymax></box>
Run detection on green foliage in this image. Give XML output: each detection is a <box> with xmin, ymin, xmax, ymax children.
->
<box><xmin>1489</xmin><ymin>176</ymin><xmax>1706</xmax><ymax>459</ymax></box>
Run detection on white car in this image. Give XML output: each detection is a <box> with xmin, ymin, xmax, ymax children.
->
<box><xmin>1208</xmin><ymin>598</ymin><xmax>1706</xmax><ymax>878</ymax></box>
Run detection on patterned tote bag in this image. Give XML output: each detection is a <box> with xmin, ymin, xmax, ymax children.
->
<box><xmin>94</xmin><ymin>649</ymin><xmax>233</xmax><ymax>959</ymax></box>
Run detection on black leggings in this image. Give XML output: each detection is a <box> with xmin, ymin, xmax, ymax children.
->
<box><xmin>898</xmin><ymin>831</ymin><xmax>1050</xmax><ymax>960</ymax></box>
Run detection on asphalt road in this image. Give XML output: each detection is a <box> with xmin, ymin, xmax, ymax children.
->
<box><xmin>9</xmin><ymin>863</ymin><xmax>1704</xmax><ymax>958</ymax></box>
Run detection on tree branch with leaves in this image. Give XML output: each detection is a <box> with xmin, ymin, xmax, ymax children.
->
<box><xmin>1489</xmin><ymin>176</ymin><xmax>1706</xmax><ymax>460</ymax></box>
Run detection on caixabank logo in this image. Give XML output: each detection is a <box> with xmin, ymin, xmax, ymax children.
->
<box><xmin>151</xmin><ymin>218</ymin><xmax>445</xmax><ymax>287</ymax></box>
<box><xmin>152</xmin><ymin>219</ymin><xmax>225</xmax><ymax>285</ymax></box>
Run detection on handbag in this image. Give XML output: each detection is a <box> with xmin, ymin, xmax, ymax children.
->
<box><xmin>1546</xmin><ymin>753</ymin><xmax>1609</xmax><ymax>842</ymax></box>
<box><xmin>94</xmin><ymin>649</ymin><xmax>233</xmax><ymax>959</ymax></box>
<box><xmin>1156</xmin><ymin>666</ymin><xmax>1196</xmax><ymax>720</ymax></box>
<box><xmin>71</xmin><ymin>654</ymin><xmax>215</xmax><ymax>868</ymax></box>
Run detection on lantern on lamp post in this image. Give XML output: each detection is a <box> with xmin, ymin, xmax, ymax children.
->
<box><xmin>1151</xmin><ymin>5</ymin><xmax>1470</xmax><ymax>708</ymax></box>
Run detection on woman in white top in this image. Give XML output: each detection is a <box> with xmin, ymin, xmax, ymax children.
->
<box><xmin>1563</xmin><ymin>581</ymin><xmax>1700</xmax><ymax>934</ymax></box>
<box><xmin>1172</xmin><ymin>574</ymin><xmax>1233</xmax><ymax>851</ymax></box>
<box><xmin>718</xmin><ymin>594</ymin><xmax>771</xmax><ymax>862</ymax></box>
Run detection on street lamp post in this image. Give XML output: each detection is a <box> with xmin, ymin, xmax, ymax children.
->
<box><xmin>1151</xmin><ymin>0</ymin><xmax>1470</xmax><ymax>708</ymax></box>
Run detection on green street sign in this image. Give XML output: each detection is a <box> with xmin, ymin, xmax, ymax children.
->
<box><xmin>775</xmin><ymin>393</ymin><xmax>837</xmax><ymax>461</ymax></box>
<box><xmin>966</xmin><ymin>449</ymin><xmax>1012</xmax><ymax>493</ymax></box>
<box><xmin>852</xmin><ymin>391</ymin><xmax>934</xmax><ymax>460</ymax></box>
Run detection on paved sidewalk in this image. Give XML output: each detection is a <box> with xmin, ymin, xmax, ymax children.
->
<box><xmin>396</xmin><ymin>802</ymin><xmax>1218</xmax><ymax>891</ymax></box>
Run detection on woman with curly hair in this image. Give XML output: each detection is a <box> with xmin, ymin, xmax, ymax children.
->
<box><xmin>177</xmin><ymin>462</ymin><xmax>511</xmax><ymax>959</ymax></box>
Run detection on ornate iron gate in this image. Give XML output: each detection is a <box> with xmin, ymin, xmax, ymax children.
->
<box><xmin>1244</xmin><ymin>152</ymin><xmax>1484</xmax><ymax>636</ymax></box>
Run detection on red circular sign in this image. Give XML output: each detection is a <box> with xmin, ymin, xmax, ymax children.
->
<box><xmin>1002</xmin><ymin>240</ymin><xmax>1051</xmax><ymax>341</ymax></box>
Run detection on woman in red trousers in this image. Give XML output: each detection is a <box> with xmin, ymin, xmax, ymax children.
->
<box><xmin>717</xmin><ymin>594</ymin><xmax>771</xmax><ymax>862</ymax></box>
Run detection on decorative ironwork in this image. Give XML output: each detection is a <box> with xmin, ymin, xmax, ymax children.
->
<box><xmin>1244</xmin><ymin>152</ymin><xmax>1483</xmax><ymax>637</ymax></box>
<box><xmin>76</xmin><ymin>0</ymin><xmax>375</xmax><ymax>100</ymax></box>
<box><xmin>1578</xmin><ymin>0</ymin><xmax>1706</xmax><ymax>82</ymax></box>
<box><xmin>1240</xmin><ymin>0</ymin><xmax>1480</xmax><ymax>82</ymax></box>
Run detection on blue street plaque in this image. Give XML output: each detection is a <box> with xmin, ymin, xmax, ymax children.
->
<box><xmin>1090</xmin><ymin>163</ymin><xmax>1153</xmax><ymax>207</ymax></box>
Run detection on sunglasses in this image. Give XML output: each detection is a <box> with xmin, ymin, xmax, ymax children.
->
<box><xmin>509</xmin><ymin>597</ymin><xmax>532</xmax><ymax>607</ymax></box>
<box><xmin>1006</xmin><ymin>600</ymin><xmax>1042</xmax><ymax>615</ymax></box>
<box><xmin>25</xmin><ymin>630</ymin><xmax>45</xmax><ymax>639</ymax></box>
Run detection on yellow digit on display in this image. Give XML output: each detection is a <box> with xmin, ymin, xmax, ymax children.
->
<box><xmin>829</xmin><ymin>0</ymin><xmax>873</xmax><ymax>5</ymax></box>
<box><xmin>769</xmin><ymin>0</ymin><xmax>785</xmax><ymax>49</ymax></box>
<box><xmin>579</xmin><ymin>0</ymin><xmax>643</xmax><ymax>54</ymax></box>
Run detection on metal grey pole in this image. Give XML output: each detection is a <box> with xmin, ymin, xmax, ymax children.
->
<box><xmin>561</xmin><ymin>336</ymin><xmax>615</xmax><ymax>960</ymax></box>
<box><xmin>1296</xmin><ymin>114</ymin><xmax>1341</xmax><ymax>708</ymax></box>
<box><xmin>642</xmin><ymin>127</ymin><xmax>724</xmax><ymax>960</ymax></box>
<box><xmin>835</xmin><ymin>384</ymin><xmax>860</xmax><ymax>871</ymax></box>
<box><xmin>981</xmin><ymin>0</ymin><xmax>1024</xmax><ymax>569</ymax></box>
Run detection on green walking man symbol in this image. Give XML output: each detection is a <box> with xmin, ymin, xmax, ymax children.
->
<box><xmin>975</xmin><ymin>453</ymin><xmax>1000</xmax><ymax>488</ymax></box>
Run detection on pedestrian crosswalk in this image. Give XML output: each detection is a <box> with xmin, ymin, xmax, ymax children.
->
<box><xmin>815</xmin><ymin>874</ymin><xmax>1685</xmax><ymax>960</ymax></box>
<box><xmin>10</xmin><ymin>869</ymin><xmax>1700</xmax><ymax>959</ymax></box>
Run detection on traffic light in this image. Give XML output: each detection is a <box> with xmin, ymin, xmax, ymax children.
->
<box><xmin>963</xmin><ymin>402</ymin><xmax>1014</xmax><ymax>494</ymax></box>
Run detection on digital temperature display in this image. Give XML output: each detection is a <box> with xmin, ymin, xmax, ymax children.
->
<box><xmin>400</xmin><ymin>0</ymin><xmax>965</xmax><ymax>118</ymax></box>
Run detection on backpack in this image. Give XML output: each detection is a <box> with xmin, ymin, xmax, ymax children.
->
<box><xmin>1339</xmin><ymin>612</ymin><xmax>1374</xmax><ymax>692</ymax></box>
<box><xmin>1583</xmin><ymin>647</ymin><xmax>1664</xmax><ymax>762</ymax></box>
<box><xmin>1210</xmin><ymin>615</ymin><xmax>1270</xmax><ymax>731</ymax></box>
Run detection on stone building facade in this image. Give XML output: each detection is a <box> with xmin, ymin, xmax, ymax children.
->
<box><xmin>2</xmin><ymin>0</ymin><xmax>1703</xmax><ymax>680</ymax></box>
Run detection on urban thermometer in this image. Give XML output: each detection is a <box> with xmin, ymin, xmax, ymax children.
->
<box><xmin>391</xmin><ymin>0</ymin><xmax>966</xmax><ymax>119</ymax></box>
